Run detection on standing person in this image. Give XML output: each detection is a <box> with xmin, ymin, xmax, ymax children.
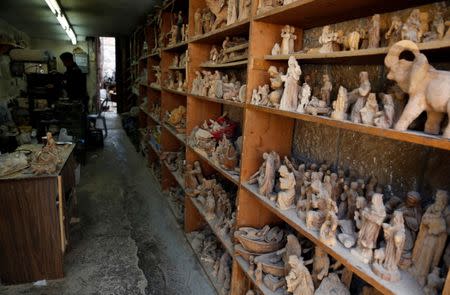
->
<box><xmin>59</xmin><ymin>52</ymin><xmax>88</xmax><ymax>111</ymax></box>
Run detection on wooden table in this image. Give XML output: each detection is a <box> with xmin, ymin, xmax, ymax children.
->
<box><xmin>0</xmin><ymin>144</ymin><xmax>77</xmax><ymax>284</ymax></box>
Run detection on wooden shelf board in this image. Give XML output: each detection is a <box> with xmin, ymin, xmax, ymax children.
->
<box><xmin>163</xmin><ymin>122</ymin><xmax>186</xmax><ymax>145</ymax></box>
<box><xmin>148</xmin><ymin>140</ymin><xmax>161</xmax><ymax>157</ymax></box>
<box><xmin>189</xmin><ymin>19</ymin><xmax>250</xmax><ymax>44</ymax></box>
<box><xmin>149</xmin><ymin>84</ymin><xmax>162</xmax><ymax>91</ymax></box>
<box><xmin>200</xmin><ymin>60</ymin><xmax>248</xmax><ymax>68</ymax></box>
<box><xmin>148</xmin><ymin>113</ymin><xmax>161</xmax><ymax>124</ymax></box>
<box><xmin>264</xmin><ymin>40</ymin><xmax>450</xmax><ymax>64</ymax></box>
<box><xmin>190</xmin><ymin>197</ymin><xmax>234</xmax><ymax>256</ymax></box>
<box><xmin>163</xmin><ymin>41</ymin><xmax>188</xmax><ymax>52</ymax></box>
<box><xmin>253</xmin><ymin>0</ymin><xmax>437</xmax><ymax>29</ymax></box>
<box><xmin>247</xmin><ymin>104</ymin><xmax>450</xmax><ymax>151</ymax></box>
<box><xmin>189</xmin><ymin>94</ymin><xmax>245</xmax><ymax>108</ymax></box>
<box><xmin>162</xmin><ymin>87</ymin><xmax>188</xmax><ymax>96</ymax></box>
<box><xmin>139</xmin><ymin>106</ymin><xmax>151</xmax><ymax>117</ymax></box>
<box><xmin>149</xmin><ymin>51</ymin><xmax>161</xmax><ymax>58</ymax></box>
<box><xmin>185</xmin><ymin>234</ymin><xmax>228</xmax><ymax>295</ymax></box>
<box><xmin>168</xmin><ymin>66</ymin><xmax>186</xmax><ymax>70</ymax></box>
<box><xmin>235</xmin><ymin>256</ymin><xmax>283</xmax><ymax>295</ymax></box>
<box><xmin>162</xmin><ymin>160</ymin><xmax>185</xmax><ymax>190</ymax></box>
<box><xmin>187</xmin><ymin>144</ymin><xmax>240</xmax><ymax>185</ymax></box>
<box><xmin>139</xmin><ymin>83</ymin><xmax>149</xmax><ymax>87</ymax></box>
<box><xmin>242</xmin><ymin>183</ymin><xmax>423</xmax><ymax>295</ymax></box>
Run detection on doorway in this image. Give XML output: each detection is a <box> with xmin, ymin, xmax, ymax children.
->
<box><xmin>98</xmin><ymin>37</ymin><xmax>117</xmax><ymax>113</ymax></box>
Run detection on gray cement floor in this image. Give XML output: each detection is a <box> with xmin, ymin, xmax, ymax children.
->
<box><xmin>0</xmin><ymin>114</ymin><xmax>215</xmax><ymax>295</ymax></box>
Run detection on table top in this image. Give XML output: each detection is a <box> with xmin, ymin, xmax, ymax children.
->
<box><xmin>0</xmin><ymin>144</ymin><xmax>76</xmax><ymax>180</ymax></box>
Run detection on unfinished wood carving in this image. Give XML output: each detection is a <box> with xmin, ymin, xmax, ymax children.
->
<box><xmin>331</xmin><ymin>86</ymin><xmax>349</xmax><ymax>120</ymax></box>
<box><xmin>384</xmin><ymin>40</ymin><xmax>450</xmax><ymax>138</ymax></box>
<box><xmin>277</xmin><ymin>165</ymin><xmax>296</xmax><ymax>210</ymax></box>
<box><xmin>372</xmin><ymin>211</ymin><xmax>405</xmax><ymax>282</ymax></box>
<box><xmin>351</xmin><ymin>193</ymin><xmax>386</xmax><ymax>264</ymax></box>
<box><xmin>409</xmin><ymin>190</ymin><xmax>448</xmax><ymax>286</ymax></box>
<box><xmin>286</xmin><ymin>255</ymin><xmax>315</xmax><ymax>295</ymax></box>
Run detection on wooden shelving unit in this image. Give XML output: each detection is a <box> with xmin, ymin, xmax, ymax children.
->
<box><xmin>127</xmin><ymin>0</ymin><xmax>450</xmax><ymax>294</ymax></box>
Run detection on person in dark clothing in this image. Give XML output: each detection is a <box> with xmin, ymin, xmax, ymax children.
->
<box><xmin>60</xmin><ymin>52</ymin><xmax>88</xmax><ymax>111</ymax></box>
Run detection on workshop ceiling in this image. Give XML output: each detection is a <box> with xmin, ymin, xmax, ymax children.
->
<box><xmin>0</xmin><ymin>0</ymin><xmax>161</xmax><ymax>42</ymax></box>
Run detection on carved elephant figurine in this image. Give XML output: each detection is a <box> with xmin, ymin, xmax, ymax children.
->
<box><xmin>384</xmin><ymin>40</ymin><xmax>450</xmax><ymax>138</ymax></box>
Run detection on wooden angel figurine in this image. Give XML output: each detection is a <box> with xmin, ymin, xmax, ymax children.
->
<box><xmin>280</xmin><ymin>56</ymin><xmax>301</xmax><ymax>112</ymax></box>
<box><xmin>372</xmin><ymin>210</ymin><xmax>406</xmax><ymax>282</ymax></box>
<box><xmin>409</xmin><ymin>190</ymin><xmax>448</xmax><ymax>286</ymax></box>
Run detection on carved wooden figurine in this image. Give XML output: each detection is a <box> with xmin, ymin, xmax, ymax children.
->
<box><xmin>384</xmin><ymin>40</ymin><xmax>450</xmax><ymax>138</ymax></box>
<box><xmin>331</xmin><ymin>86</ymin><xmax>349</xmax><ymax>120</ymax></box>
<box><xmin>268</xmin><ymin>66</ymin><xmax>284</xmax><ymax>107</ymax></box>
<box><xmin>385</xmin><ymin>16</ymin><xmax>403</xmax><ymax>46</ymax></box>
<box><xmin>351</xmin><ymin>193</ymin><xmax>386</xmax><ymax>264</ymax></box>
<box><xmin>424</xmin><ymin>267</ymin><xmax>445</xmax><ymax>295</ymax></box>
<box><xmin>297</xmin><ymin>80</ymin><xmax>311</xmax><ymax>114</ymax></box>
<box><xmin>277</xmin><ymin>165</ymin><xmax>296</xmax><ymax>210</ymax></box>
<box><xmin>248</xmin><ymin>151</ymin><xmax>280</xmax><ymax>197</ymax></box>
<box><xmin>194</xmin><ymin>8</ymin><xmax>203</xmax><ymax>35</ymax></box>
<box><xmin>238</xmin><ymin>0</ymin><xmax>251</xmax><ymax>21</ymax></box>
<box><xmin>320</xmin><ymin>74</ymin><xmax>332</xmax><ymax>106</ymax></box>
<box><xmin>319</xmin><ymin>26</ymin><xmax>342</xmax><ymax>53</ymax></box>
<box><xmin>227</xmin><ymin>0</ymin><xmax>238</xmax><ymax>25</ymax></box>
<box><xmin>320</xmin><ymin>199</ymin><xmax>338</xmax><ymax>247</ymax></box>
<box><xmin>205</xmin><ymin>0</ymin><xmax>228</xmax><ymax>30</ymax></box>
<box><xmin>312</xmin><ymin>247</ymin><xmax>330</xmax><ymax>288</ymax></box>
<box><xmin>360</xmin><ymin>93</ymin><xmax>379</xmax><ymax>126</ymax></box>
<box><xmin>401</xmin><ymin>9</ymin><xmax>422</xmax><ymax>42</ymax></box>
<box><xmin>281</xmin><ymin>25</ymin><xmax>291</xmax><ymax>55</ymax></box>
<box><xmin>397</xmin><ymin>191</ymin><xmax>422</xmax><ymax>269</ymax></box>
<box><xmin>409</xmin><ymin>190</ymin><xmax>448</xmax><ymax>286</ymax></box>
<box><xmin>348</xmin><ymin>71</ymin><xmax>371</xmax><ymax>124</ymax></box>
<box><xmin>280</xmin><ymin>56</ymin><xmax>301</xmax><ymax>112</ymax></box>
<box><xmin>372</xmin><ymin>211</ymin><xmax>406</xmax><ymax>282</ymax></box>
<box><xmin>374</xmin><ymin>93</ymin><xmax>395</xmax><ymax>129</ymax></box>
<box><xmin>368</xmin><ymin>14</ymin><xmax>380</xmax><ymax>48</ymax></box>
<box><xmin>286</xmin><ymin>255</ymin><xmax>315</xmax><ymax>295</ymax></box>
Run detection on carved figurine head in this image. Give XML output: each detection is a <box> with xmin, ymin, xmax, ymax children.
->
<box><xmin>405</xmin><ymin>191</ymin><xmax>421</xmax><ymax>207</ymax></box>
<box><xmin>267</xmin><ymin>66</ymin><xmax>278</xmax><ymax>78</ymax></box>
<box><xmin>359</xmin><ymin>71</ymin><xmax>369</xmax><ymax>83</ymax></box>
<box><xmin>433</xmin><ymin>190</ymin><xmax>449</xmax><ymax>211</ymax></box>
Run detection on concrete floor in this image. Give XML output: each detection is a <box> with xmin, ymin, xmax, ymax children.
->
<box><xmin>0</xmin><ymin>114</ymin><xmax>215</xmax><ymax>295</ymax></box>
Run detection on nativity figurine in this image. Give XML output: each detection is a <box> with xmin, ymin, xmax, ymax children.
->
<box><xmin>277</xmin><ymin>165</ymin><xmax>296</xmax><ymax>210</ymax></box>
<box><xmin>286</xmin><ymin>255</ymin><xmax>315</xmax><ymax>295</ymax></box>
<box><xmin>409</xmin><ymin>190</ymin><xmax>448</xmax><ymax>286</ymax></box>
<box><xmin>348</xmin><ymin>71</ymin><xmax>371</xmax><ymax>124</ymax></box>
<box><xmin>279</xmin><ymin>56</ymin><xmax>301</xmax><ymax>112</ymax></box>
<box><xmin>374</xmin><ymin>93</ymin><xmax>395</xmax><ymax>129</ymax></box>
<box><xmin>371</xmin><ymin>210</ymin><xmax>406</xmax><ymax>282</ymax></box>
<box><xmin>368</xmin><ymin>14</ymin><xmax>380</xmax><ymax>49</ymax></box>
<box><xmin>331</xmin><ymin>86</ymin><xmax>349</xmax><ymax>120</ymax></box>
<box><xmin>385</xmin><ymin>16</ymin><xmax>403</xmax><ymax>46</ymax></box>
<box><xmin>320</xmin><ymin>74</ymin><xmax>332</xmax><ymax>106</ymax></box>
<box><xmin>351</xmin><ymin>193</ymin><xmax>386</xmax><ymax>264</ymax></box>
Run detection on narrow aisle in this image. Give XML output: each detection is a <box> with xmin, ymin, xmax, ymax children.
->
<box><xmin>1</xmin><ymin>114</ymin><xmax>215</xmax><ymax>295</ymax></box>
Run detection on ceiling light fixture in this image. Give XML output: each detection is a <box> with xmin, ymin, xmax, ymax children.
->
<box><xmin>44</xmin><ymin>0</ymin><xmax>77</xmax><ymax>45</ymax></box>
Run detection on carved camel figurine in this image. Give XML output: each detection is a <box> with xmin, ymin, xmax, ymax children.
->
<box><xmin>384</xmin><ymin>40</ymin><xmax>450</xmax><ymax>138</ymax></box>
